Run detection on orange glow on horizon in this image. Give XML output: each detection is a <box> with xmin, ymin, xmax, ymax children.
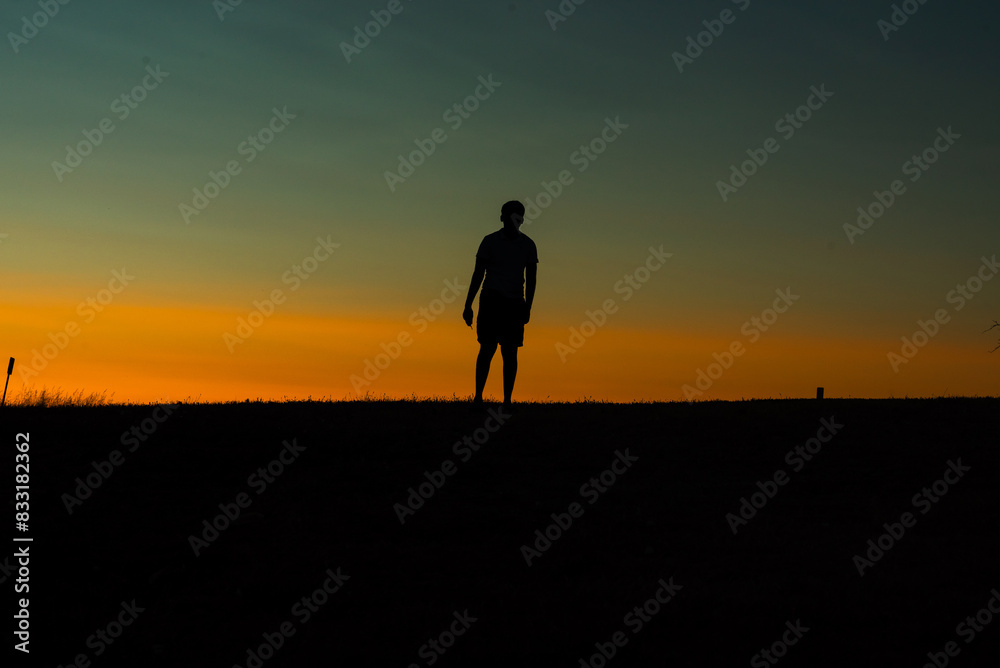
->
<box><xmin>2</xmin><ymin>299</ymin><xmax>996</xmax><ymax>405</ymax></box>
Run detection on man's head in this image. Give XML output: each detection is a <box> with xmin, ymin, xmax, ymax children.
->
<box><xmin>500</xmin><ymin>200</ymin><xmax>525</xmax><ymax>235</ymax></box>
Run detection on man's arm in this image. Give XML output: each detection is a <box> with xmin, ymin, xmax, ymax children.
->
<box><xmin>524</xmin><ymin>262</ymin><xmax>537</xmax><ymax>322</ymax></box>
<box><xmin>465</xmin><ymin>257</ymin><xmax>486</xmax><ymax>309</ymax></box>
<box><xmin>463</xmin><ymin>257</ymin><xmax>486</xmax><ymax>326</ymax></box>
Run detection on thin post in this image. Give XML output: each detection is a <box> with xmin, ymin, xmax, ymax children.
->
<box><xmin>816</xmin><ymin>386</ymin><xmax>824</xmax><ymax>400</ymax></box>
<box><xmin>1</xmin><ymin>357</ymin><xmax>12</xmax><ymax>407</ymax></box>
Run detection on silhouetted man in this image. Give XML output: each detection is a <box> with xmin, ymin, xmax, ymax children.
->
<box><xmin>463</xmin><ymin>201</ymin><xmax>538</xmax><ymax>410</ymax></box>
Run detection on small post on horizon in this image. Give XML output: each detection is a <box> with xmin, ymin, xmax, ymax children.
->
<box><xmin>816</xmin><ymin>386</ymin><xmax>824</xmax><ymax>400</ymax></box>
<box><xmin>2</xmin><ymin>357</ymin><xmax>13</xmax><ymax>407</ymax></box>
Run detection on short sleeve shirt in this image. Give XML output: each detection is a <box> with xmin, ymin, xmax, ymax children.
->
<box><xmin>476</xmin><ymin>230</ymin><xmax>539</xmax><ymax>300</ymax></box>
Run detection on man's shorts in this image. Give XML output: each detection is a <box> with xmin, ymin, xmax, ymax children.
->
<box><xmin>477</xmin><ymin>288</ymin><xmax>525</xmax><ymax>348</ymax></box>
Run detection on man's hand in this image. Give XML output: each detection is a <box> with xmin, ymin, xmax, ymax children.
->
<box><xmin>463</xmin><ymin>305</ymin><xmax>474</xmax><ymax>327</ymax></box>
<box><xmin>522</xmin><ymin>302</ymin><xmax>531</xmax><ymax>324</ymax></box>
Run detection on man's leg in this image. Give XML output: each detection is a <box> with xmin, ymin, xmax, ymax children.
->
<box><xmin>475</xmin><ymin>343</ymin><xmax>496</xmax><ymax>402</ymax></box>
<box><xmin>500</xmin><ymin>344</ymin><xmax>518</xmax><ymax>407</ymax></box>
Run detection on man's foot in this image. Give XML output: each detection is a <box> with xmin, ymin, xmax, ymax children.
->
<box><xmin>469</xmin><ymin>396</ymin><xmax>485</xmax><ymax>412</ymax></box>
<box><xmin>501</xmin><ymin>401</ymin><xmax>513</xmax><ymax>414</ymax></box>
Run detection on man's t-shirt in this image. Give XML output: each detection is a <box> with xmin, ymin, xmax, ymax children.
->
<box><xmin>476</xmin><ymin>230</ymin><xmax>539</xmax><ymax>300</ymax></box>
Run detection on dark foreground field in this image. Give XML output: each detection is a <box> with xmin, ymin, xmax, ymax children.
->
<box><xmin>4</xmin><ymin>398</ymin><xmax>999</xmax><ymax>667</ymax></box>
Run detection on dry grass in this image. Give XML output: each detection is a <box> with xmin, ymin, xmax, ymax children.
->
<box><xmin>5</xmin><ymin>385</ymin><xmax>994</xmax><ymax>407</ymax></box>
<box><xmin>6</xmin><ymin>386</ymin><xmax>113</xmax><ymax>407</ymax></box>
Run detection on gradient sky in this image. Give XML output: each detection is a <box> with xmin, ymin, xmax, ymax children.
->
<box><xmin>2</xmin><ymin>0</ymin><xmax>998</xmax><ymax>403</ymax></box>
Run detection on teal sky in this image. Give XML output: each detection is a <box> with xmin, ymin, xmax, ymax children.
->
<box><xmin>2</xmin><ymin>0</ymin><xmax>998</xmax><ymax>401</ymax></box>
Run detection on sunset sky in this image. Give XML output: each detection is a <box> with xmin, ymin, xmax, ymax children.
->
<box><xmin>2</xmin><ymin>0</ymin><xmax>998</xmax><ymax>403</ymax></box>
